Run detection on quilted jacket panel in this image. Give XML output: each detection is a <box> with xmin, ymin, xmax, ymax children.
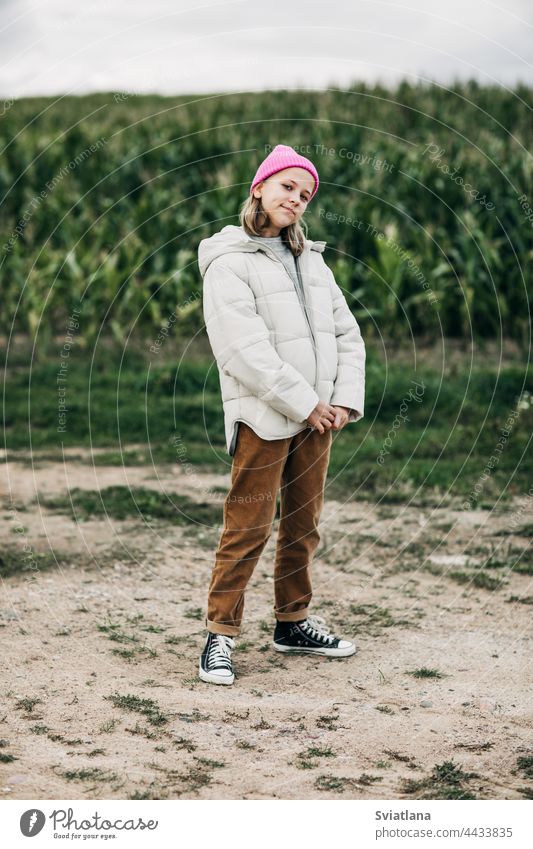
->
<box><xmin>198</xmin><ymin>224</ymin><xmax>365</xmax><ymax>455</ymax></box>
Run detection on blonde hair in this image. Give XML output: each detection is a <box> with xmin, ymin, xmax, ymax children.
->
<box><xmin>239</xmin><ymin>186</ymin><xmax>308</xmax><ymax>257</ymax></box>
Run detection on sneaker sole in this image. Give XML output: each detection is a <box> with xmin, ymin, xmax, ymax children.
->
<box><xmin>198</xmin><ymin>664</ymin><xmax>235</xmax><ymax>685</ymax></box>
<box><xmin>272</xmin><ymin>641</ymin><xmax>356</xmax><ymax>657</ymax></box>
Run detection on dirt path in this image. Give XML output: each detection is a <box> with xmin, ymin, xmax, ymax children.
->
<box><xmin>1</xmin><ymin>456</ymin><xmax>532</xmax><ymax>799</ymax></box>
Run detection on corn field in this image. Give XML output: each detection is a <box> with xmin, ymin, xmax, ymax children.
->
<box><xmin>1</xmin><ymin>80</ymin><xmax>532</xmax><ymax>351</ymax></box>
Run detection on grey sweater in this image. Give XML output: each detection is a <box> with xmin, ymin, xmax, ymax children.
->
<box><xmin>251</xmin><ymin>235</ymin><xmax>308</xmax><ymax>317</ymax></box>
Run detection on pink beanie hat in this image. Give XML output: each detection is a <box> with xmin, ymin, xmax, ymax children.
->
<box><xmin>250</xmin><ymin>144</ymin><xmax>319</xmax><ymax>200</ymax></box>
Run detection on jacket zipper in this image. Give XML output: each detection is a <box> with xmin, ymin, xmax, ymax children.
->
<box><xmin>252</xmin><ymin>244</ymin><xmax>319</xmax><ymax>393</ymax></box>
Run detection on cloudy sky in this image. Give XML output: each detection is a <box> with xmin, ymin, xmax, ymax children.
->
<box><xmin>0</xmin><ymin>0</ymin><xmax>532</xmax><ymax>97</ymax></box>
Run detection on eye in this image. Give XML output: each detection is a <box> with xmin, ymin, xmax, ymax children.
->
<box><xmin>283</xmin><ymin>183</ymin><xmax>309</xmax><ymax>202</ymax></box>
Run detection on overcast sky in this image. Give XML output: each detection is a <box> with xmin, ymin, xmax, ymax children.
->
<box><xmin>1</xmin><ymin>0</ymin><xmax>532</xmax><ymax>98</ymax></box>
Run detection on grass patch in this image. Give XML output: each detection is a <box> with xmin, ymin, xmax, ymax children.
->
<box><xmin>97</xmin><ymin>619</ymin><xmax>158</xmax><ymax>662</ymax></box>
<box><xmin>129</xmin><ymin>786</ymin><xmax>167</xmax><ymax>800</ymax></box>
<box><xmin>224</xmin><ymin>709</ymin><xmax>250</xmax><ymax>721</ymax></box>
<box><xmin>29</xmin><ymin>724</ymin><xmax>50</xmax><ymax>735</ymax></box>
<box><xmin>516</xmin><ymin>756</ymin><xmax>533</xmax><ymax>779</ymax></box>
<box><xmin>39</xmin><ymin>485</ymin><xmax>222</xmax><ymax>525</ymax></box>
<box><xmin>347</xmin><ymin>603</ymin><xmax>412</xmax><ymax>636</ymax></box>
<box><xmin>314</xmin><ymin>773</ymin><xmax>383</xmax><ymax>792</ymax></box>
<box><xmin>407</xmin><ymin>668</ymin><xmax>445</xmax><ymax>679</ymax></box>
<box><xmin>519</xmin><ymin>786</ymin><xmax>533</xmax><ymax>799</ymax></box>
<box><xmin>183</xmin><ymin>607</ymin><xmax>204</xmax><ymax>620</ymax></box>
<box><xmin>97</xmin><ymin>622</ymin><xmax>140</xmax><ymax>644</ymax></box>
<box><xmin>468</xmin><ymin>543</ymin><xmax>533</xmax><ymax>574</ymax></box>
<box><xmin>104</xmin><ymin>693</ymin><xmax>168</xmax><ymax>727</ymax></box>
<box><xmin>175</xmin><ymin>764</ymin><xmax>216</xmax><ymax>792</ymax></box>
<box><xmin>112</xmin><ymin>646</ymin><xmax>157</xmax><ymax>661</ymax></box>
<box><xmin>235</xmin><ymin>640</ymin><xmax>254</xmax><ymax>652</ymax></box>
<box><xmin>314</xmin><ymin>774</ymin><xmax>352</xmax><ymax>792</ymax></box>
<box><xmin>383</xmin><ymin>749</ymin><xmax>420</xmax><ymax>769</ymax></box>
<box><xmin>449</xmin><ymin>570</ymin><xmax>506</xmax><ymax>591</ymax></box>
<box><xmin>511</xmin><ymin>560</ymin><xmax>533</xmax><ymax>576</ymax></box>
<box><xmin>125</xmin><ymin>722</ymin><xmax>158</xmax><ymax>740</ymax></box>
<box><xmin>173</xmin><ymin>736</ymin><xmax>197</xmax><ymax>752</ymax></box>
<box><xmin>59</xmin><ymin>767</ymin><xmax>118</xmax><ymax>783</ymax></box>
<box><xmin>99</xmin><ymin>718</ymin><xmax>120</xmax><ymax>733</ymax></box>
<box><xmin>316</xmin><ymin>709</ymin><xmax>340</xmax><ymax>731</ymax></box>
<box><xmin>401</xmin><ymin>760</ymin><xmax>478</xmax><ymax>799</ymax></box>
<box><xmin>15</xmin><ymin>697</ymin><xmax>42</xmax><ymax>714</ymax></box>
<box><xmin>177</xmin><ymin>708</ymin><xmax>210</xmax><ymax>723</ymax></box>
<box><xmin>358</xmin><ymin>773</ymin><xmax>384</xmax><ymax>786</ymax></box>
<box><xmin>0</xmin><ymin>547</ymin><xmax>64</xmax><ymax>579</ymax></box>
<box><xmin>454</xmin><ymin>741</ymin><xmax>494</xmax><ymax>752</ymax></box>
<box><xmin>294</xmin><ymin>747</ymin><xmax>337</xmax><ymax>770</ymax></box>
<box><xmin>195</xmin><ymin>757</ymin><xmax>225</xmax><ymax>769</ymax></box>
<box><xmin>494</xmin><ymin>523</ymin><xmax>533</xmax><ymax>538</ymax></box>
<box><xmin>1</xmin><ymin>541</ymin><xmax>140</xmax><ymax>580</ymax></box>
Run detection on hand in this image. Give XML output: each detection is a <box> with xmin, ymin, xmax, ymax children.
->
<box><xmin>330</xmin><ymin>406</ymin><xmax>351</xmax><ymax>431</ymax></box>
<box><xmin>306</xmin><ymin>400</ymin><xmax>336</xmax><ymax>434</ymax></box>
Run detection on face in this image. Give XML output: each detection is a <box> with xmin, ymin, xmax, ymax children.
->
<box><xmin>252</xmin><ymin>166</ymin><xmax>315</xmax><ymax>236</ymax></box>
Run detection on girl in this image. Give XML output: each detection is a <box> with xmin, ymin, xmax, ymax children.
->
<box><xmin>197</xmin><ymin>144</ymin><xmax>365</xmax><ymax>685</ymax></box>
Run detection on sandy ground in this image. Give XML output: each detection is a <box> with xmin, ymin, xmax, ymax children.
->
<box><xmin>0</xmin><ymin>450</ymin><xmax>532</xmax><ymax>800</ymax></box>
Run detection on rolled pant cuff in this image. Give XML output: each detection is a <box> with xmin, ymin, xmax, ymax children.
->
<box><xmin>206</xmin><ymin>618</ymin><xmax>240</xmax><ymax>637</ymax></box>
<box><xmin>274</xmin><ymin>607</ymin><xmax>309</xmax><ymax>623</ymax></box>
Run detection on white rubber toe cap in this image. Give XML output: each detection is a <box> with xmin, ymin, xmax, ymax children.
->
<box><xmin>214</xmin><ymin>668</ymin><xmax>233</xmax><ymax>678</ymax></box>
<box><xmin>199</xmin><ymin>661</ymin><xmax>235</xmax><ymax>685</ymax></box>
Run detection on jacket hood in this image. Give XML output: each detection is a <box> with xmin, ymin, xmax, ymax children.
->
<box><xmin>197</xmin><ymin>224</ymin><xmax>327</xmax><ymax>278</ymax></box>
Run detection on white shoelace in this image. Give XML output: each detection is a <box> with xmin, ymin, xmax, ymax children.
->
<box><xmin>207</xmin><ymin>634</ymin><xmax>235</xmax><ymax>670</ymax></box>
<box><xmin>302</xmin><ymin>614</ymin><xmax>336</xmax><ymax>644</ymax></box>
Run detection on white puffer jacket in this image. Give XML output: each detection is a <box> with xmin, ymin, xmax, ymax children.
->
<box><xmin>198</xmin><ymin>224</ymin><xmax>365</xmax><ymax>456</ymax></box>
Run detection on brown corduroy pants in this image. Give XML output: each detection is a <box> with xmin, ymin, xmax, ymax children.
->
<box><xmin>205</xmin><ymin>421</ymin><xmax>333</xmax><ymax>636</ymax></box>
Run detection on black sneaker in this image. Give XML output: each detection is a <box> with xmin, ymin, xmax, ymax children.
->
<box><xmin>199</xmin><ymin>632</ymin><xmax>235</xmax><ymax>685</ymax></box>
<box><xmin>273</xmin><ymin>614</ymin><xmax>356</xmax><ymax>657</ymax></box>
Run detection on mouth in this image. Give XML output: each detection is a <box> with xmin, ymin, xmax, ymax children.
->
<box><xmin>281</xmin><ymin>206</ymin><xmax>296</xmax><ymax>216</ymax></box>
